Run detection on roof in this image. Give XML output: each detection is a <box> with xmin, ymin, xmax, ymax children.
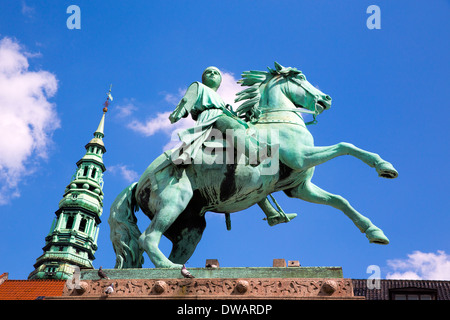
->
<box><xmin>352</xmin><ymin>279</ymin><xmax>450</xmax><ymax>300</ymax></box>
<box><xmin>0</xmin><ymin>274</ymin><xmax>66</xmax><ymax>300</ymax></box>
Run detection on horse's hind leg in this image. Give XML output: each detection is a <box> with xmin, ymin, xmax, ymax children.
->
<box><xmin>282</xmin><ymin>142</ymin><xmax>398</xmax><ymax>178</ymax></box>
<box><xmin>165</xmin><ymin>197</ymin><xmax>207</xmax><ymax>265</ymax></box>
<box><xmin>167</xmin><ymin>215</ymin><xmax>207</xmax><ymax>264</ymax></box>
<box><xmin>285</xmin><ymin>180</ymin><xmax>389</xmax><ymax>244</ymax></box>
<box><xmin>139</xmin><ymin>177</ymin><xmax>193</xmax><ymax>268</ymax></box>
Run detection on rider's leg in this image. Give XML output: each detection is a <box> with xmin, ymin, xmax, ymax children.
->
<box><xmin>257</xmin><ymin>197</ymin><xmax>297</xmax><ymax>226</ymax></box>
<box><xmin>214</xmin><ymin>115</ymin><xmax>273</xmax><ymax>165</ymax></box>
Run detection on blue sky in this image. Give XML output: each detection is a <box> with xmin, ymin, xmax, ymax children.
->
<box><xmin>0</xmin><ymin>0</ymin><xmax>449</xmax><ymax>281</ymax></box>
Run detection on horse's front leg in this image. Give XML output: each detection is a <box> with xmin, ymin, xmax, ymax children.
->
<box><xmin>284</xmin><ymin>180</ymin><xmax>389</xmax><ymax>244</ymax></box>
<box><xmin>281</xmin><ymin>142</ymin><xmax>398</xmax><ymax>178</ymax></box>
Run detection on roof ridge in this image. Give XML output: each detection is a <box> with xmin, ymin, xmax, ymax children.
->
<box><xmin>3</xmin><ymin>279</ymin><xmax>66</xmax><ymax>282</ymax></box>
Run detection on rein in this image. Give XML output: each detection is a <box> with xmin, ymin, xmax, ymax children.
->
<box><xmin>258</xmin><ymin>107</ymin><xmax>318</xmax><ymax>126</ymax></box>
<box><xmin>256</xmin><ymin>77</ymin><xmax>320</xmax><ymax>126</ymax></box>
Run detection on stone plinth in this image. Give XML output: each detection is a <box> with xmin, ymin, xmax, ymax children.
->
<box><xmin>79</xmin><ymin>266</ymin><xmax>343</xmax><ymax>280</ymax></box>
<box><xmin>46</xmin><ymin>267</ymin><xmax>364</xmax><ymax>300</ymax></box>
<box><xmin>55</xmin><ymin>277</ymin><xmax>360</xmax><ymax>300</ymax></box>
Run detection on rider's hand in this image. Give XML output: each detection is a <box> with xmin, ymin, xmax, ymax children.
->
<box><xmin>169</xmin><ymin>111</ymin><xmax>181</xmax><ymax>123</ymax></box>
<box><xmin>169</xmin><ymin>98</ymin><xmax>188</xmax><ymax>123</ymax></box>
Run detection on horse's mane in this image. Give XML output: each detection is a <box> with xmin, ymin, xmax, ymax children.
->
<box><xmin>235</xmin><ymin>62</ymin><xmax>303</xmax><ymax>122</ymax></box>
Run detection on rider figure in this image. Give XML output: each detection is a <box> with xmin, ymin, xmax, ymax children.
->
<box><xmin>169</xmin><ymin>66</ymin><xmax>268</xmax><ymax>165</ymax></box>
<box><xmin>169</xmin><ymin>66</ymin><xmax>296</xmax><ymax>226</ymax></box>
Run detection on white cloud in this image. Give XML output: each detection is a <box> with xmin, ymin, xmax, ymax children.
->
<box><xmin>163</xmin><ymin>87</ymin><xmax>187</xmax><ymax>105</ymax></box>
<box><xmin>386</xmin><ymin>250</ymin><xmax>450</xmax><ymax>280</ymax></box>
<box><xmin>0</xmin><ymin>37</ymin><xmax>59</xmax><ymax>205</ymax></box>
<box><xmin>125</xmin><ymin>70</ymin><xmax>241</xmax><ymax>151</ymax></box>
<box><xmin>128</xmin><ymin>111</ymin><xmax>178</xmax><ymax>136</ymax></box>
<box><xmin>114</xmin><ymin>100</ymin><xmax>137</xmax><ymax>118</ymax></box>
<box><xmin>108</xmin><ymin>164</ymin><xmax>139</xmax><ymax>183</ymax></box>
<box><xmin>216</xmin><ymin>70</ymin><xmax>242</xmax><ymax>110</ymax></box>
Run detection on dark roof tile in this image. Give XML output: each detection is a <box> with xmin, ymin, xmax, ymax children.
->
<box><xmin>352</xmin><ymin>279</ymin><xmax>450</xmax><ymax>300</ymax></box>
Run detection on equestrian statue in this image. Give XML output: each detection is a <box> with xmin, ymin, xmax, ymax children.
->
<box><xmin>108</xmin><ymin>62</ymin><xmax>398</xmax><ymax>269</ymax></box>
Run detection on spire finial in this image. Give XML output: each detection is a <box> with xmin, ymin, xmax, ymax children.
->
<box><xmin>103</xmin><ymin>84</ymin><xmax>113</xmax><ymax>113</ymax></box>
<box><xmin>95</xmin><ymin>85</ymin><xmax>112</xmax><ymax>137</ymax></box>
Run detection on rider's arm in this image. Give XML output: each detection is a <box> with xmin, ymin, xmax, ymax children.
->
<box><xmin>169</xmin><ymin>82</ymin><xmax>199</xmax><ymax>123</ymax></box>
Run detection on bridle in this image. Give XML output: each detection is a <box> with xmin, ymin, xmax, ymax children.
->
<box><xmin>256</xmin><ymin>77</ymin><xmax>321</xmax><ymax>126</ymax></box>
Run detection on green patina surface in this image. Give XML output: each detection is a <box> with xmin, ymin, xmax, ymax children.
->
<box><xmin>81</xmin><ymin>267</ymin><xmax>343</xmax><ymax>280</ymax></box>
<box><xmin>109</xmin><ymin>63</ymin><xmax>398</xmax><ymax>270</ymax></box>
<box><xmin>29</xmin><ymin>98</ymin><xmax>110</xmax><ymax>280</ymax></box>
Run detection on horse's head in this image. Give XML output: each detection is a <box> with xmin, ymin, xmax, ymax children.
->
<box><xmin>283</xmin><ymin>66</ymin><xmax>332</xmax><ymax>115</ymax></box>
<box><xmin>236</xmin><ymin>62</ymin><xmax>331</xmax><ymax>123</ymax></box>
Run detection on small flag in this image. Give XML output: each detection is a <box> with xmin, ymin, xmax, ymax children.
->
<box><xmin>107</xmin><ymin>84</ymin><xmax>113</xmax><ymax>101</ymax></box>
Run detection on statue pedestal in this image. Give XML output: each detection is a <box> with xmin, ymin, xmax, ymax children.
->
<box><xmin>47</xmin><ymin>266</ymin><xmax>364</xmax><ymax>300</ymax></box>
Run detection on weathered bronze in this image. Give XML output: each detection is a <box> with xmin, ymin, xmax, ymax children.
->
<box><xmin>109</xmin><ymin>62</ymin><xmax>398</xmax><ymax>269</ymax></box>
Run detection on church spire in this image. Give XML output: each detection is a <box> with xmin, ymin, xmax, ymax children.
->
<box><xmin>29</xmin><ymin>87</ymin><xmax>113</xmax><ymax>280</ymax></box>
<box><xmin>94</xmin><ymin>112</ymin><xmax>106</xmax><ymax>138</ymax></box>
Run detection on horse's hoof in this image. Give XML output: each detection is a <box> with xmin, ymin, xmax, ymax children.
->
<box><xmin>365</xmin><ymin>225</ymin><xmax>389</xmax><ymax>245</ymax></box>
<box><xmin>156</xmin><ymin>262</ymin><xmax>183</xmax><ymax>269</ymax></box>
<box><xmin>376</xmin><ymin>161</ymin><xmax>398</xmax><ymax>179</ymax></box>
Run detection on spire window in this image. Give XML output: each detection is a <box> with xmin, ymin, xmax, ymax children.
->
<box><xmin>66</xmin><ymin>215</ymin><xmax>74</xmax><ymax>229</ymax></box>
<box><xmin>79</xmin><ymin>218</ymin><xmax>87</xmax><ymax>233</ymax></box>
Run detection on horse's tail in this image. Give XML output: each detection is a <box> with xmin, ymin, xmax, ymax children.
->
<box><xmin>108</xmin><ymin>182</ymin><xmax>144</xmax><ymax>268</ymax></box>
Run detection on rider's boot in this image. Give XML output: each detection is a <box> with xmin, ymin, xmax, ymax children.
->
<box><xmin>258</xmin><ymin>197</ymin><xmax>297</xmax><ymax>227</ymax></box>
<box><xmin>265</xmin><ymin>210</ymin><xmax>297</xmax><ymax>226</ymax></box>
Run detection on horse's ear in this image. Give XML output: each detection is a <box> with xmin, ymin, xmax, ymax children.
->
<box><xmin>274</xmin><ymin>61</ymin><xmax>284</xmax><ymax>71</ymax></box>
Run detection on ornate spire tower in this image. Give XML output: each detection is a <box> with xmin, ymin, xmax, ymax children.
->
<box><xmin>29</xmin><ymin>87</ymin><xmax>113</xmax><ymax>280</ymax></box>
